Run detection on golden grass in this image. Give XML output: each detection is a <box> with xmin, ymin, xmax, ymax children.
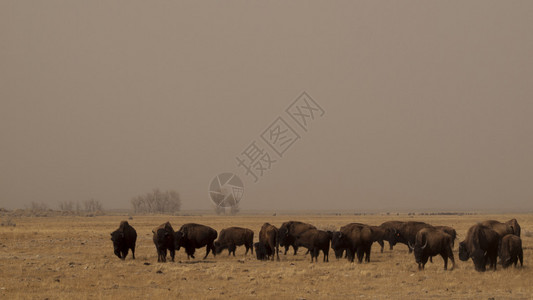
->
<box><xmin>0</xmin><ymin>213</ymin><xmax>532</xmax><ymax>299</ymax></box>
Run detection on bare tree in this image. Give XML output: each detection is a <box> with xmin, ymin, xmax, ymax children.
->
<box><xmin>130</xmin><ymin>188</ymin><xmax>181</xmax><ymax>214</ymax></box>
<box><xmin>82</xmin><ymin>198</ymin><xmax>103</xmax><ymax>213</ymax></box>
<box><xmin>58</xmin><ymin>201</ymin><xmax>74</xmax><ymax>212</ymax></box>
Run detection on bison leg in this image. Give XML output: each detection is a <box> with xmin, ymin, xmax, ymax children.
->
<box><xmin>441</xmin><ymin>254</ymin><xmax>448</xmax><ymax>270</ymax></box>
<box><xmin>131</xmin><ymin>246</ymin><xmax>135</xmax><ymax>260</ymax></box>
<box><xmin>204</xmin><ymin>246</ymin><xmax>211</xmax><ymax>259</ymax></box>
<box><xmin>447</xmin><ymin>249</ymin><xmax>455</xmax><ymax>270</ymax></box>
<box><xmin>519</xmin><ymin>249</ymin><xmax>524</xmax><ymax>267</ymax></box>
<box><xmin>356</xmin><ymin>248</ymin><xmax>364</xmax><ymax>263</ymax></box>
<box><xmin>283</xmin><ymin>245</ymin><xmax>289</xmax><ymax>255</ymax></box>
<box><xmin>293</xmin><ymin>245</ymin><xmax>298</xmax><ymax>256</ymax></box>
<box><xmin>388</xmin><ymin>241</ymin><xmax>394</xmax><ymax>251</ymax></box>
<box><xmin>170</xmin><ymin>249</ymin><xmax>175</xmax><ymax>262</ymax></box>
<box><xmin>378</xmin><ymin>240</ymin><xmax>384</xmax><ymax>253</ymax></box>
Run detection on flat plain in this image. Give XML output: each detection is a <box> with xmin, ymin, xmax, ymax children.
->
<box><xmin>0</xmin><ymin>213</ymin><xmax>532</xmax><ymax>299</ymax></box>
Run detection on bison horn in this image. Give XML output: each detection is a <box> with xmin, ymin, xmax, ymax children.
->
<box><xmin>421</xmin><ymin>240</ymin><xmax>428</xmax><ymax>250</ymax></box>
<box><xmin>408</xmin><ymin>241</ymin><xmax>415</xmax><ymax>250</ymax></box>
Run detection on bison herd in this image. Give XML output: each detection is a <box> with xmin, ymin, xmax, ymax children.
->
<box><xmin>110</xmin><ymin>218</ymin><xmax>524</xmax><ymax>272</ymax></box>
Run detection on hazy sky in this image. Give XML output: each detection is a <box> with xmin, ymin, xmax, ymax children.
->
<box><xmin>1</xmin><ymin>1</ymin><xmax>532</xmax><ymax>211</ymax></box>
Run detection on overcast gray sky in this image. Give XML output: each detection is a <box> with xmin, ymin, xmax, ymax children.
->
<box><xmin>1</xmin><ymin>1</ymin><xmax>532</xmax><ymax>211</ymax></box>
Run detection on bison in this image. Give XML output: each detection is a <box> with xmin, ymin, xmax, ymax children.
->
<box><xmin>379</xmin><ymin>221</ymin><xmax>405</xmax><ymax>250</ymax></box>
<box><xmin>434</xmin><ymin>225</ymin><xmax>457</xmax><ymax>247</ymax></box>
<box><xmin>331</xmin><ymin>223</ymin><xmax>373</xmax><ymax>263</ymax></box>
<box><xmin>499</xmin><ymin>234</ymin><xmax>523</xmax><ymax>268</ymax></box>
<box><xmin>409</xmin><ymin>227</ymin><xmax>455</xmax><ymax>270</ymax></box>
<box><xmin>278</xmin><ymin>221</ymin><xmax>316</xmax><ymax>255</ymax></box>
<box><xmin>394</xmin><ymin>221</ymin><xmax>433</xmax><ymax>253</ymax></box>
<box><xmin>214</xmin><ymin>227</ymin><xmax>254</xmax><ymax>256</ymax></box>
<box><xmin>152</xmin><ymin>222</ymin><xmax>176</xmax><ymax>262</ymax></box>
<box><xmin>259</xmin><ymin>223</ymin><xmax>279</xmax><ymax>261</ymax></box>
<box><xmin>110</xmin><ymin>221</ymin><xmax>137</xmax><ymax>260</ymax></box>
<box><xmin>459</xmin><ymin>224</ymin><xmax>500</xmax><ymax>272</ymax></box>
<box><xmin>175</xmin><ymin>223</ymin><xmax>218</xmax><ymax>259</ymax></box>
<box><xmin>480</xmin><ymin>220</ymin><xmax>514</xmax><ymax>238</ymax></box>
<box><xmin>291</xmin><ymin>229</ymin><xmax>332</xmax><ymax>262</ymax></box>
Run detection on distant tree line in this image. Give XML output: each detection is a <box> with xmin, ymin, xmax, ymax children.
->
<box><xmin>131</xmin><ymin>188</ymin><xmax>181</xmax><ymax>214</ymax></box>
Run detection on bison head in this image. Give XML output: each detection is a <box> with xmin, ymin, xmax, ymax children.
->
<box><xmin>385</xmin><ymin>228</ymin><xmax>398</xmax><ymax>247</ymax></box>
<box><xmin>174</xmin><ymin>231</ymin><xmax>184</xmax><ymax>250</ymax></box>
<box><xmin>411</xmin><ymin>239</ymin><xmax>428</xmax><ymax>270</ymax></box>
<box><xmin>278</xmin><ymin>227</ymin><xmax>290</xmax><ymax>247</ymax></box>
<box><xmin>458</xmin><ymin>241</ymin><xmax>469</xmax><ymax>261</ymax></box>
<box><xmin>110</xmin><ymin>230</ymin><xmax>125</xmax><ymax>259</ymax></box>
<box><xmin>254</xmin><ymin>242</ymin><xmax>267</xmax><ymax>260</ymax></box>
<box><xmin>471</xmin><ymin>249</ymin><xmax>487</xmax><ymax>272</ymax></box>
<box><xmin>214</xmin><ymin>241</ymin><xmax>224</xmax><ymax>254</ymax></box>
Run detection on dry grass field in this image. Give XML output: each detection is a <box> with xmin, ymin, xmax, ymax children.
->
<box><xmin>0</xmin><ymin>213</ymin><xmax>532</xmax><ymax>299</ymax></box>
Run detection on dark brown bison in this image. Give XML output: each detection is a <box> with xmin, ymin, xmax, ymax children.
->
<box><xmin>499</xmin><ymin>234</ymin><xmax>523</xmax><ymax>268</ymax></box>
<box><xmin>152</xmin><ymin>222</ymin><xmax>176</xmax><ymax>262</ymax></box>
<box><xmin>480</xmin><ymin>220</ymin><xmax>514</xmax><ymax>238</ymax></box>
<box><xmin>214</xmin><ymin>227</ymin><xmax>254</xmax><ymax>256</ymax></box>
<box><xmin>259</xmin><ymin>223</ymin><xmax>279</xmax><ymax>261</ymax></box>
<box><xmin>292</xmin><ymin>229</ymin><xmax>332</xmax><ymax>262</ymax></box>
<box><xmin>434</xmin><ymin>226</ymin><xmax>457</xmax><ymax>247</ymax></box>
<box><xmin>505</xmin><ymin>219</ymin><xmax>521</xmax><ymax>237</ymax></box>
<box><xmin>459</xmin><ymin>224</ymin><xmax>500</xmax><ymax>272</ymax></box>
<box><xmin>379</xmin><ymin>221</ymin><xmax>405</xmax><ymax>250</ymax></box>
<box><xmin>331</xmin><ymin>223</ymin><xmax>373</xmax><ymax>263</ymax></box>
<box><xmin>394</xmin><ymin>221</ymin><xmax>433</xmax><ymax>253</ymax></box>
<box><xmin>110</xmin><ymin>221</ymin><xmax>137</xmax><ymax>260</ymax></box>
<box><xmin>409</xmin><ymin>227</ymin><xmax>455</xmax><ymax>270</ymax></box>
<box><xmin>174</xmin><ymin>223</ymin><xmax>217</xmax><ymax>259</ymax></box>
<box><xmin>278</xmin><ymin>221</ymin><xmax>316</xmax><ymax>255</ymax></box>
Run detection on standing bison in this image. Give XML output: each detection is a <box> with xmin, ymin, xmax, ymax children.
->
<box><xmin>394</xmin><ymin>221</ymin><xmax>433</xmax><ymax>253</ymax></box>
<box><xmin>434</xmin><ymin>226</ymin><xmax>457</xmax><ymax>247</ymax></box>
<box><xmin>278</xmin><ymin>221</ymin><xmax>316</xmax><ymax>255</ymax></box>
<box><xmin>499</xmin><ymin>234</ymin><xmax>523</xmax><ymax>268</ymax></box>
<box><xmin>110</xmin><ymin>221</ymin><xmax>137</xmax><ymax>260</ymax></box>
<box><xmin>214</xmin><ymin>227</ymin><xmax>254</xmax><ymax>256</ymax></box>
<box><xmin>459</xmin><ymin>224</ymin><xmax>500</xmax><ymax>272</ymax></box>
<box><xmin>379</xmin><ymin>221</ymin><xmax>405</xmax><ymax>250</ymax></box>
<box><xmin>152</xmin><ymin>222</ymin><xmax>176</xmax><ymax>262</ymax></box>
<box><xmin>331</xmin><ymin>223</ymin><xmax>373</xmax><ymax>263</ymax></box>
<box><xmin>175</xmin><ymin>223</ymin><xmax>218</xmax><ymax>259</ymax></box>
<box><xmin>258</xmin><ymin>223</ymin><xmax>279</xmax><ymax>261</ymax></box>
<box><xmin>409</xmin><ymin>227</ymin><xmax>455</xmax><ymax>270</ymax></box>
<box><xmin>480</xmin><ymin>220</ymin><xmax>514</xmax><ymax>238</ymax></box>
<box><xmin>291</xmin><ymin>229</ymin><xmax>332</xmax><ymax>262</ymax></box>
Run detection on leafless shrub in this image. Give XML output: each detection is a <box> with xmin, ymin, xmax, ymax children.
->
<box><xmin>0</xmin><ymin>217</ymin><xmax>15</xmax><ymax>227</ymax></box>
<box><xmin>131</xmin><ymin>188</ymin><xmax>181</xmax><ymax>214</ymax></box>
<box><xmin>28</xmin><ymin>202</ymin><xmax>49</xmax><ymax>212</ymax></box>
<box><xmin>82</xmin><ymin>199</ymin><xmax>104</xmax><ymax>215</ymax></box>
<box><xmin>58</xmin><ymin>201</ymin><xmax>74</xmax><ymax>212</ymax></box>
